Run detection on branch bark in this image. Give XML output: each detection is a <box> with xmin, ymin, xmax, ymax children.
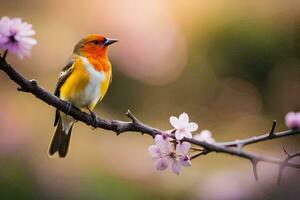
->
<box><xmin>1</xmin><ymin>55</ymin><xmax>300</xmax><ymax>181</ymax></box>
<box><xmin>277</xmin><ymin>148</ymin><xmax>300</xmax><ymax>184</ymax></box>
<box><xmin>219</xmin><ymin>121</ymin><xmax>300</xmax><ymax>149</ymax></box>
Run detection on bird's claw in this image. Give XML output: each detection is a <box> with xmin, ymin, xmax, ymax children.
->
<box><xmin>91</xmin><ymin>113</ymin><xmax>98</xmax><ymax>129</ymax></box>
<box><xmin>65</xmin><ymin>101</ymin><xmax>72</xmax><ymax>114</ymax></box>
<box><xmin>87</xmin><ymin>108</ymin><xmax>98</xmax><ymax>129</ymax></box>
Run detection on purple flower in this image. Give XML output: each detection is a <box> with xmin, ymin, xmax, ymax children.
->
<box><xmin>285</xmin><ymin>112</ymin><xmax>300</xmax><ymax>129</ymax></box>
<box><xmin>148</xmin><ymin>133</ymin><xmax>192</xmax><ymax>175</ymax></box>
<box><xmin>170</xmin><ymin>112</ymin><xmax>198</xmax><ymax>140</ymax></box>
<box><xmin>0</xmin><ymin>16</ymin><xmax>37</xmax><ymax>58</ymax></box>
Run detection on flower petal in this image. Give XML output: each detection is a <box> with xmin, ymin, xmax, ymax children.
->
<box><xmin>285</xmin><ymin>112</ymin><xmax>300</xmax><ymax>129</ymax></box>
<box><xmin>200</xmin><ymin>130</ymin><xmax>212</xmax><ymax>139</ymax></box>
<box><xmin>179</xmin><ymin>155</ymin><xmax>192</xmax><ymax>167</ymax></box>
<box><xmin>193</xmin><ymin>133</ymin><xmax>202</xmax><ymax>141</ymax></box>
<box><xmin>185</xmin><ymin>131</ymin><xmax>193</xmax><ymax>139</ymax></box>
<box><xmin>186</xmin><ymin>122</ymin><xmax>198</xmax><ymax>132</ymax></box>
<box><xmin>155</xmin><ymin>134</ymin><xmax>172</xmax><ymax>153</ymax></box>
<box><xmin>171</xmin><ymin>159</ymin><xmax>181</xmax><ymax>175</ymax></box>
<box><xmin>176</xmin><ymin>141</ymin><xmax>191</xmax><ymax>155</ymax></box>
<box><xmin>148</xmin><ymin>145</ymin><xmax>161</xmax><ymax>159</ymax></box>
<box><xmin>179</xmin><ymin>112</ymin><xmax>189</xmax><ymax>126</ymax></box>
<box><xmin>18</xmin><ymin>37</ymin><xmax>37</xmax><ymax>45</ymax></box>
<box><xmin>170</xmin><ymin>116</ymin><xmax>180</xmax><ymax>129</ymax></box>
<box><xmin>0</xmin><ymin>16</ymin><xmax>36</xmax><ymax>58</ymax></box>
<box><xmin>193</xmin><ymin>130</ymin><xmax>216</xmax><ymax>143</ymax></box>
<box><xmin>11</xmin><ymin>17</ymin><xmax>22</xmax><ymax>25</ymax></box>
<box><xmin>155</xmin><ymin>158</ymin><xmax>169</xmax><ymax>171</ymax></box>
<box><xmin>175</xmin><ymin>130</ymin><xmax>184</xmax><ymax>140</ymax></box>
<box><xmin>0</xmin><ymin>17</ymin><xmax>11</xmax><ymax>36</ymax></box>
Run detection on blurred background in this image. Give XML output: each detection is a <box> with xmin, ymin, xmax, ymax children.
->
<box><xmin>1</xmin><ymin>0</ymin><xmax>300</xmax><ymax>199</ymax></box>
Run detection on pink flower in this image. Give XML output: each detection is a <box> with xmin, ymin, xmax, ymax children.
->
<box><xmin>148</xmin><ymin>133</ymin><xmax>192</xmax><ymax>175</ymax></box>
<box><xmin>0</xmin><ymin>16</ymin><xmax>37</xmax><ymax>58</ymax></box>
<box><xmin>176</xmin><ymin>141</ymin><xmax>191</xmax><ymax>155</ymax></box>
<box><xmin>170</xmin><ymin>112</ymin><xmax>198</xmax><ymax>140</ymax></box>
<box><xmin>194</xmin><ymin>130</ymin><xmax>216</xmax><ymax>144</ymax></box>
<box><xmin>285</xmin><ymin>112</ymin><xmax>300</xmax><ymax>129</ymax></box>
<box><xmin>176</xmin><ymin>141</ymin><xmax>192</xmax><ymax>167</ymax></box>
<box><xmin>179</xmin><ymin>155</ymin><xmax>192</xmax><ymax>167</ymax></box>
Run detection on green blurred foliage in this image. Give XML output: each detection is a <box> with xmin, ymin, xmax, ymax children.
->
<box><xmin>0</xmin><ymin>159</ymin><xmax>36</xmax><ymax>200</ymax></box>
<box><xmin>207</xmin><ymin>20</ymin><xmax>290</xmax><ymax>84</ymax></box>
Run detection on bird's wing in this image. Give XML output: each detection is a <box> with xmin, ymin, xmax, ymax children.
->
<box><xmin>54</xmin><ymin>59</ymin><xmax>76</xmax><ymax>97</ymax></box>
<box><xmin>54</xmin><ymin>57</ymin><xmax>76</xmax><ymax>126</ymax></box>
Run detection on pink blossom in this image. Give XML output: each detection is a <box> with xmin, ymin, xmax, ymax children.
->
<box><xmin>285</xmin><ymin>112</ymin><xmax>300</xmax><ymax>129</ymax></box>
<box><xmin>155</xmin><ymin>132</ymin><xmax>173</xmax><ymax>152</ymax></box>
<box><xmin>176</xmin><ymin>141</ymin><xmax>192</xmax><ymax>167</ymax></box>
<box><xmin>0</xmin><ymin>16</ymin><xmax>37</xmax><ymax>58</ymax></box>
<box><xmin>179</xmin><ymin>155</ymin><xmax>192</xmax><ymax>167</ymax></box>
<box><xmin>148</xmin><ymin>133</ymin><xmax>192</xmax><ymax>175</ymax></box>
<box><xmin>176</xmin><ymin>141</ymin><xmax>191</xmax><ymax>155</ymax></box>
<box><xmin>194</xmin><ymin>130</ymin><xmax>216</xmax><ymax>144</ymax></box>
<box><xmin>148</xmin><ymin>145</ymin><xmax>169</xmax><ymax>171</ymax></box>
<box><xmin>170</xmin><ymin>112</ymin><xmax>198</xmax><ymax>140</ymax></box>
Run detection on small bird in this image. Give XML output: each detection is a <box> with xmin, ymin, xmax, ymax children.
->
<box><xmin>49</xmin><ymin>34</ymin><xmax>118</xmax><ymax>157</ymax></box>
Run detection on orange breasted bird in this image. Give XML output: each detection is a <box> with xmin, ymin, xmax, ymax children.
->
<box><xmin>49</xmin><ymin>34</ymin><xmax>118</xmax><ymax>158</ymax></box>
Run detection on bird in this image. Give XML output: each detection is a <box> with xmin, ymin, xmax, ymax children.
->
<box><xmin>49</xmin><ymin>34</ymin><xmax>118</xmax><ymax>158</ymax></box>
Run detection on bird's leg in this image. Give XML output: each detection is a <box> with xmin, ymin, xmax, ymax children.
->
<box><xmin>86</xmin><ymin>107</ymin><xmax>98</xmax><ymax>129</ymax></box>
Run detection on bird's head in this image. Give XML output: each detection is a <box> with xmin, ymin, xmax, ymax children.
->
<box><xmin>74</xmin><ymin>34</ymin><xmax>118</xmax><ymax>58</ymax></box>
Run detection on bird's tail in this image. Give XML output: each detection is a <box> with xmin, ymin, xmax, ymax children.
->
<box><xmin>49</xmin><ymin>118</ymin><xmax>73</xmax><ymax>158</ymax></box>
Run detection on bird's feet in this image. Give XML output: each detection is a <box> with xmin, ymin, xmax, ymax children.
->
<box><xmin>64</xmin><ymin>101</ymin><xmax>73</xmax><ymax>114</ymax></box>
<box><xmin>64</xmin><ymin>101</ymin><xmax>81</xmax><ymax>116</ymax></box>
<box><xmin>87</xmin><ymin>107</ymin><xmax>98</xmax><ymax>129</ymax></box>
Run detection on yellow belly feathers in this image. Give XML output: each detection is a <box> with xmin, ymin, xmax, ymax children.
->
<box><xmin>60</xmin><ymin>56</ymin><xmax>111</xmax><ymax>110</ymax></box>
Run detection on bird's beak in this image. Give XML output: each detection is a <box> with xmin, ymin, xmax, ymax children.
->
<box><xmin>104</xmin><ymin>38</ymin><xmax>118</xmax><ymax>46</ymax></box>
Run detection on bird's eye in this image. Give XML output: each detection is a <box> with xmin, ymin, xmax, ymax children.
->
<box><xmin>92</xmin><ymin>40</ymin><xmax>99</xmax><ymax>45</ymax></box>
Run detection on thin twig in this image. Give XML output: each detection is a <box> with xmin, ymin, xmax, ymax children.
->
<box><xmin>251</xmin><ymin>159</ymin><xmax>259</xmax><ymax>180</ymax></box>
<box><xmin>190</xmin><ymin>149</ymin><xmax>209</xmax><ymax>160</ymax></box>
<box><xmin>218</xmin><ymin>120</ymin><xmax>300</xmax><ymax>148</ymax></box>
<box><xmin>269</xmin><ymin>120</ymin><xmax>277</xmax><ymax>138</ymax></box>
<box><xmin>277</xmin><ymin>148</ymin><xmax>300</xmax><ymax>185</ymax></box>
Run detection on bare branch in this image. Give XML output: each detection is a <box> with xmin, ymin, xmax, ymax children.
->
<box><xmin>277</xmin><ymin>148</ymin><xmax>300</xmax><ymax>185</ymax></box>
<box><xmin>126</xmin><ymin>109</ymin><xmax>138</xmax><ymax>123</ymax></box>
<box><xmin>190</xmin><ymin>149</ymin><xmax>209</xmax><ymax>160</ymax></box>
<box><xmin>251</xmin><ymin>159</ymin><xmax>259</xmax><ymax>180</ymax></box>
<box><xmin>2</xmin><ymin>56</ymin><xmax>300</xmax><ymax>181</ymax></box>
<box><xmin>218</xmin><ymin>120</ymin><xmax>300</xmax><ymax>148</ymax></box>
<box><xmin>269</xmin><ymin>120</ymin><xmax>277</xmax><ymax>138</ymax></box>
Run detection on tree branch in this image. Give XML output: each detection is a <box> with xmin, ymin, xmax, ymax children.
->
<box><xmin>277</xmin><ymin>148</ymin><xmax>300</xmax><ymax>185</ymax></box>
<box><xmin>218</xmin><ymin>120</ymin><xmax>300</xmax><ymax>149</ymax></box>
<box><xmin>1</xmin><ymin>55</ymin><xmax>300</xmax><ymax>181</ymax></box>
